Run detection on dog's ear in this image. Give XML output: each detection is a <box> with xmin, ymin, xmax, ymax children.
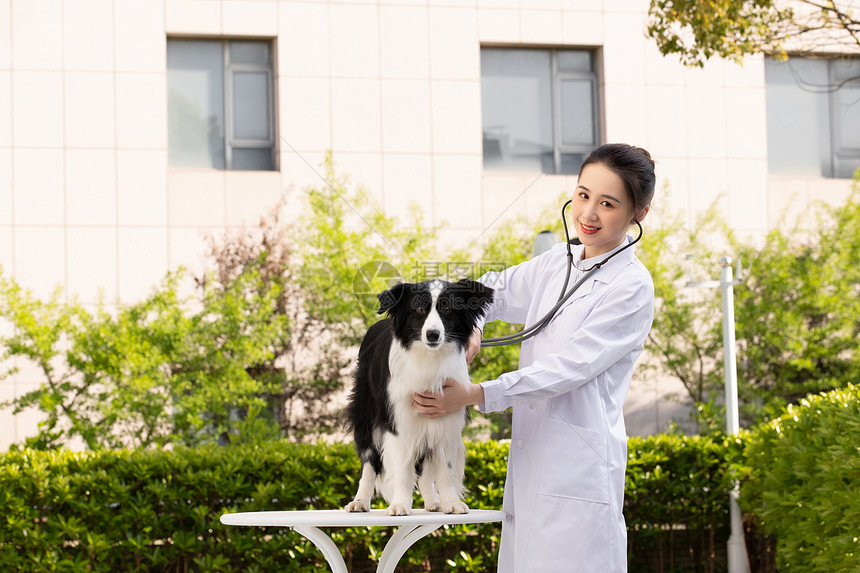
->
<box><xmin>454</xmin><ymin>278</ymin><xmax>494</xmax><ymax>319</ymax></box>
<box><xmin>377</xmin><ymin>282</ymin><xmax>407</xmax><ymax>315</ymax></box>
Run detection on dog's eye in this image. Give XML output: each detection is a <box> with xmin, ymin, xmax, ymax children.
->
<box><xmin>441</xmin><ymin>307</ymin><xmax>451</xmax><ymax>314</ymax></box>
<box><xmin>415</xmin><ymin>307</ymin><xmax>427</xmax><ymax>315</ymax></box>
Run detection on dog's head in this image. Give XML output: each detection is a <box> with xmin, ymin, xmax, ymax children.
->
<box><xmin>377</xmin><ymin>279</ymin><xmax>494</xmax><ymax>351</ymax></box>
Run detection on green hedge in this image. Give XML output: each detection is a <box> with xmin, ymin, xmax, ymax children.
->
<box><xmin>739</xmin><ymin>383</ymin><xmax>860</xmax><ymax>572</ymax></box>
<box><xmin>0</xmin><ymin>441</ymin><xmax>503</xmax><ymax>572</ymax></box>
<box><xmin>1</xmin><ymin>438</ymin><xmax>736</xmax><ymax>572</ymax></box>
<box><xmin>1</xmin><ymin>443</ymin><xmax>354</xmax><ymax>572</ymax></box>
<box><xmin>4</xmin><ymin>390</ymin><xmax>857</xmax><ymax>572</ymax></box>
<box><xmin>626</xmin><ymin>434</ymin><xmax>735</xmax><ymax>571</ymax></box>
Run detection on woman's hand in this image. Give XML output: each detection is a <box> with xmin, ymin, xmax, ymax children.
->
<box><xmin>412</xmin><ymin>327</ymin><xmax>484</xmax><ymax>417</ymax></box>
<box><xmin>466</xmin><ymin>326</ymin><xmax>482</xmax><ymax>364</ymax></box>
<box><xmin>412</xmin><ymin>379</ymin><xmax>484</xmax><ymax>418</ymax></box>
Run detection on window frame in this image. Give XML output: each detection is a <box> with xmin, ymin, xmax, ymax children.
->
<box><xmin>828</xmin><ymin>59</ymin><xmax>860</xmax><ymax>178</ymax></box>
<box><xmin>480</xmin><ymin>46</ymin><xmax>601</xmax><ymax>175</ymax></box>
<box><xmin>765</xmin><ymin>55</ymin><xmax>860</xmax><ymax>179</ymax></box>
<box><xmin>553</xmin><ymin>59</ymin><xmax>600</xmax><ymax>174</ymax></box>
<box><xmin>223</xmin><ymin>42</ymin><xmax>276</xmax><ymax>170</ymax></box>
<box><xmin>167</xmin><ymin>37</ymin><xmax>277</xmax><ymax>172</ymax></box>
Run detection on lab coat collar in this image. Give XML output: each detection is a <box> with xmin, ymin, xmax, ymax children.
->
<box><xmin>572</xmin><ymin>235</ymin><xmax>638</xmax><ymax>286</ymax></box>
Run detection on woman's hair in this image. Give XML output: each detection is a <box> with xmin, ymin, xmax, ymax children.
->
<box><xmin>579</xmin><ymin>143</ymin><xmax>656</xmax><ymax>222</ymax></box>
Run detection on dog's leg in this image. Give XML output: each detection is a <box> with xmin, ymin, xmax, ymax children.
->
<box><xmin>345</xmin><ymin>460</ymin><xmax>376</xmax><ymax>512</ymax></box>
<box><xmin>418</xmin><ymin>455</ymin><xmax>442</xmax><ymax>512</ymax></box>
<box><xmin>434</xmin><ymin>438</ymin><xmax>468</xmax><ymax>514</ymax></box>
<box><xmin>384</xmin><ymin>435</ymin><xmax>416</xmax><ymax>516</ymax></box>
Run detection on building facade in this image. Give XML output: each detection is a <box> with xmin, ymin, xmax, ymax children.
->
<box><xmin>1</xmin><ymin>0</ymin><xmax>857</xmax><ymax>449</ymax></box>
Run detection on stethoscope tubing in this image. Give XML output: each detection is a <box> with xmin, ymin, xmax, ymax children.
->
<box><xmin>480</xmin><ymin>200</ymin><xmax>643</xmax><ymax>348</ymax></box>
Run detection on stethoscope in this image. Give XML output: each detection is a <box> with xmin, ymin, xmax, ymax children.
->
<box><xmin>480</xmin><ymin>199</ymin><xmax>643</xmax><ymax>348</ymax></box>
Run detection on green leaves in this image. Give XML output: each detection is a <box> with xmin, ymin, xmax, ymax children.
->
<box><xmin>626</xmin><ymin>433</ymin><xmax>735</xmax><ymax>531</ymax></box>
<box><xmin>290</xmin><ymin>152</ymin><xmax>439</xmax><ymax>335</ymax></box>
<box><xmin>0</xmin><ymin>268</ymin><xmax>288</xmax><ymax>450</ymax></box>
<box><xmin>730</xmin><ymin>186</ymin><xmax>860</xmax><ymax>422</ymax></box>
<box><xmin>0</xmin><ymin>441</ymin><xmax>509</xmax><ymax>572</ymax></box>
<box><xmin>0</xmin><ymin>436</ymin><xmax>778</xmax><ymax>571</ymax></box>
<box><xmin>639</xmin><ymin>181</ymin><xmax>860</xmax><ymax>429</ymax></box>
<box><xmin>638</xmin><ymin>201</ymin><xmax>725</xmax><ymax>409</ymax></box>
<box><xmin>740</xmin><ymin>385</ymin><xmax>860</xmax><ymax>571</ymax></box>
<box><xmin>647</xmin><ymin>1</ymin><xmax>860</xmax><ymax>67</ymax></box>
<box><xmin>1</xmin><ymin>155</ymin><xmax>559</xmax><ymax>448</ymax></box>
<box><xmin>647</xmin><ymin>0</ymin><xmax>788</xmax><ymax>67</ymax></box>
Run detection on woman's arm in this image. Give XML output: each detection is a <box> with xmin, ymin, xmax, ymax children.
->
<box><xmin>480</xmin><ymin>277</ymin><xmax>654</xmax><ymax>412</ymax></box>
<box><xmin>413</xmin><ymin>276</ymin><xmax>653</xmax><ymax>417</ymax></box>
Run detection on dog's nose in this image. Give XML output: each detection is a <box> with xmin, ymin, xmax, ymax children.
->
<box><xmin>425</xmin><ymin>330</ymin><xmax>441</xmax><ymax>343</ymax></box>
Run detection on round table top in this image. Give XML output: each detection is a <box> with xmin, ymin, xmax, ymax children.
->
<box><xmin>221</xmin><ymin>508</ymin><xmax>506</xmax><ymax>528</ymax></box>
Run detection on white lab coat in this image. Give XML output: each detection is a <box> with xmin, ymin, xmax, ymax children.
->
<box><xmin>477</xmin><ymin>236</ymin><xmax>654</xmax><ymax>573</ymax></box>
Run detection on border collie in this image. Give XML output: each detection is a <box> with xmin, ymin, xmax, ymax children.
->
<box><xmin>344</xmin><ymin>278</ymin><xmax>494</xmax><ymax>516</ymax></box>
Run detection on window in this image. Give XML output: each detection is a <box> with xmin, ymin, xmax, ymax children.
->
<box><xmin>480</xmin><ymin>48</ymin><xmax>599</xmax><ymax>174</ymax></box>
<box><xmin>765</xmin><ymin>56</ymin><xmax>860</xmax><ymax>179</ymax></box>
<box><xmin>167</xmin><ymin>39</ymin><xmax>276</xmax><ymax>171</ymax></box>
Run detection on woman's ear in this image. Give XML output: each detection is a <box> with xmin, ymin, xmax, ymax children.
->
<box><xmin>632</xmin><ymin>205</ymin><xmax>650</xmax><ymax>224</ymax></box>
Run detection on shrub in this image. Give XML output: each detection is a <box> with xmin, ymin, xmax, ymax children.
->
<box><xmin>739</xmin><ymin>384</ymin><xmax>860</xmax><ymax>571</ymax></box>
<box><xmin>0</xmin><ymin>270</ymin><xmax>284</xmax><ymax>450</ymax></box>
<box><xmin>0</xmin><ymin>441</ymin><xmax>507</xmax><ymax>572</ymax></box>
<box><xmin>0</xmin><ymin>436</ymin><xmax>744</xmax><ymax>572</ymax></box>
<box><xmin>625</xmin><ymin>433</ymin><xmax>735</xmax><ymax>572</ymax></box>
<box><xmin>730</xmin><ymin>192</ymin><xmax>860</xmax><ymax>422</ymax></box>
<box><xmin>639</xmin><ymin>180</ymin><xmax>860</xmax><ymax>430</ymax></box>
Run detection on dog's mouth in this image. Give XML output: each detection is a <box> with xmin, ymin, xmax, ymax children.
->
<box><xmin>424</xmin><ymin>340</ymin><xmax>442</xmax><ymax>349</ymax></box>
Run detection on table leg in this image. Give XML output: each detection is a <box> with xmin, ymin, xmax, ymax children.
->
<box><xmin>292</xmin><ymin>525</ymin><xmax>348</xmax><ymax>573</ymax></box>
<box><xmin>377</xmin><ymin>523</ymin><xmax>442</xmax><ymax>573</ymax></box>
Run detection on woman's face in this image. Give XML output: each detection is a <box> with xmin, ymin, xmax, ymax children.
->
<box><xmin>572</xmin><ymin>163</ymin><xmax>638</xmax><ymax>258</ymax></box>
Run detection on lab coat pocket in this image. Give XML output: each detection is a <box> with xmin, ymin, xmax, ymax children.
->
<box><xmin>528</xmin><ymin>495</ymin><xmax>615</xmax><ymax>571</ymax></box>
<box><xmin>538</xmin><ymin>418</ymin><xmax>610</xmax><ymax>503</ymax></box>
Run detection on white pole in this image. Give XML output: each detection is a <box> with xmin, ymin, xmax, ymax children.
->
<box><xmin>719</xmin><ymin>257</ymin><xmax>749</xmax><ymax>573</ymax></box>
<box><xmin>720</xmin><ymin>257</ymin><xmax>740</xmax><ymax>435</ymax></box>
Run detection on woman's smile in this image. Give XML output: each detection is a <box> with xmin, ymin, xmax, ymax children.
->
<box><xmin>579</xmin><ymin>222</ymin><xmax>600</xmax><ymax>235</ymax></box>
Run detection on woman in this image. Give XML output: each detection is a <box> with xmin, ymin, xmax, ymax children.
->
<box><xmin>412</xmin><ymin>143</ymin><xmax>656</xmax><ymax>572</ymax></box>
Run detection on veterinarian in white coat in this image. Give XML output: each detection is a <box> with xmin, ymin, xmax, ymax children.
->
<box><xmin>413</xmin><ymin>143</ymin><xmax>657</xmax><ymax>572</ymax></box>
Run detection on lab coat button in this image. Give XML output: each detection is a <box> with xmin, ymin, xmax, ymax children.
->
<box><xmin>528</xmin><ymin>402</ymin><xmax>535</xmax><ymax>411</ymax></box>
<box><xmin>516</xmin><ymin>440</ymin><xmax>524</xmax><ymax>449</ymax></box>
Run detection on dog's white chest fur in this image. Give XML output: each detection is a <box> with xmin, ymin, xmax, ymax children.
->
<box><xmin>388</xmin><ymin>340</ymin><xmax>468</xmax><ymax>395</ymax></box>
<box><xmin>386</xmin><ymin>340</ymin><xmax>469</xmax><ymax>447</ymax></box>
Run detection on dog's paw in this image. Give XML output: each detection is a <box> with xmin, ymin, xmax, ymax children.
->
<box><xmin>424</xmin><ymin>501</ymin><xmax>443</xmax><ymax>512</ymax></box>
<box><xmin>442</xmin><ymin>500</ymin><xmax>469</xmax><ymax>514</ymax></box>
<box><xmin>386</xmin><ymin>503</ymin><xmax>413</xmax><ymax>516</ymax></box>
<box><xmin>344</xmin><ymin>500</ymin><xmax>370</xmax><ymax>512</ymax></box>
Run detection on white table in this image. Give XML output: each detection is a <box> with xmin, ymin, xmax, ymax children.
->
<box><xmin>220</xmin><ymin>508</ymin><xmax>505</xmax><ymax>573</ymax></box>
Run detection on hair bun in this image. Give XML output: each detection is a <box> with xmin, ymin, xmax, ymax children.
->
<box><xmin>633</xmin><ymin>146</ymin><xmax>655</xmax><ymax>169</ymax></box>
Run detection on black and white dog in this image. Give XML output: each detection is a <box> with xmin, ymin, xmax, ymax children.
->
<box><xmin>344</xmin><ymin>278</ymin><xmax>493</xmax><ymax>516</ymax></box>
